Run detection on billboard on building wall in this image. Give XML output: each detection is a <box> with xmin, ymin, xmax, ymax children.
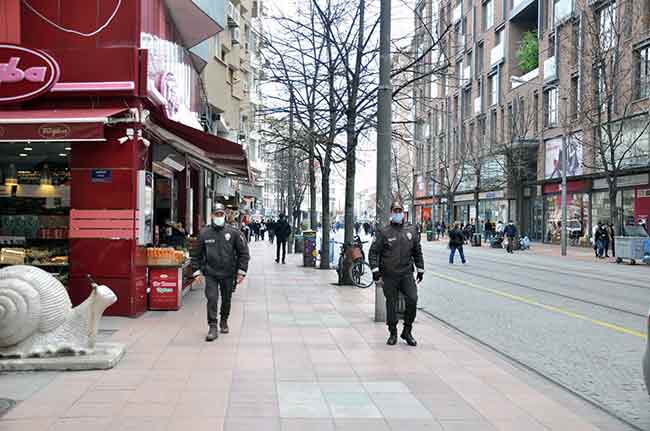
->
<box><xmin>545</xmin><ymin>134</ymin><xmax>583</xmax><ymax>179</ymax></box>
<box><xmin>141</xmin><ymin>33</ymin><xmax>202</xmax><ymax>129</ymax></box>
<box><xmin>415</xmin><ymin>175</ymin><xmax>427</xmax><ymax>198</ymax></box>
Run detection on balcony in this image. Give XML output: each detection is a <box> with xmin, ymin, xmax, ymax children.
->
<box><xmin>452</xmin><ymin>3</ymin><xmax>462</xmax><ymax>23</ymax></box>
<box><xmin>554</xmin><ymin>0</ymin><xmax>574</xmax><ymax>25</ymax></box>
<box><xmin>227</xmin><ymin>1</ymin><xmax>240</xmax><ymax>27</ymax></box>
<box><xmin>510</xmin><ymin>0</ymin><xmax>538</xmax><ymax>23</ymax></box>
<box><xmin>543</xmin><ymin>56</ymin><xmax>557</xmax><ymax>82</ymax></box>
<box><xmin>511</xmin><ymin>67</ymin><xmax>539</xmax><ymax>89</ymax></box>
<box><xmin>474</xmin><ymin>96</ymin><xmax>482</xmax><ymax>114</ymax></box>
<box><xmin>490</xmin><ymin>43</ymin><xmax>504</xmax><ymax>66</ymax></box>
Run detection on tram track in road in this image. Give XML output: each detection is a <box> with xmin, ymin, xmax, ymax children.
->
<box><xmin>422</xmin><ymin>245</ymin><xmax>650</xmax><ymax>290</ymax></box>
<box><xmin>437</xmin><ymin>265</ymin><xmax>647</xmax><ymax>319</ymax></box>
<box><xmin>419</xmin><ymin>308</ymin><xmax>645</xmax><ymax>431</ymax></box>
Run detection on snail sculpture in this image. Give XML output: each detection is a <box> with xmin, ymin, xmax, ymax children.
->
<box><xmin>0</xmin><ymin>266</ymin><xmax>117</xmax><ymax>358</ymax></box>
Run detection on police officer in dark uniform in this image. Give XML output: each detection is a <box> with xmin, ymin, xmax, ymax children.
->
<box><xmin>369</xmin><ymin>202</ymin><xmax>425</xmax><ymax>346</ymax></box>
<box><xmin>193</xmin><ymin>203</ymin><xmax>250</xmax><ymax>341</ymax></box>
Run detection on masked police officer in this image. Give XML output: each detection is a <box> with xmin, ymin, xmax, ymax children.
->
<box><xmin>369</xmin><ymin>202</ymin><xmax>425</xmax><ymax>346</ymax></box>
<box><xmin>193</xmin><ymin>203</ymin><xmax>250</xmax><ymax>341</ymax></box>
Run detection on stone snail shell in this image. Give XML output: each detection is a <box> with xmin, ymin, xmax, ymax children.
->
<box><xmin>0</xmin><ymin>265</ymin><xmax>117</xmax><ymax>358</ymax></box>
<box><xmin>0</xmin><ymin>265</ymin><xmax>72</xmax><ymax>348</ymax></box>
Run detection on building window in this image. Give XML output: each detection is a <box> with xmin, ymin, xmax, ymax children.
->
<box><xmin>483</xmin><ymin>0</ymin><xmax>494</xmax><ymax>30</ymax></box>
<box><xmin>463</xmin><ymin>87</ymin><xmax>472</xmax><ymax>118</ymax></box>
<box><xmin>544</xmin><ymin>87</ymin><xmax>558</xmax><ymax>127</ymax></box>
<box><xmin>596</xmin><ymin>64</ymin><xmax>606</xmax><ymax>107</ymax></box>
<box><xmin>598</xmin><ymin>2</ymin><xmax>617</xmax><ymax>51</ymax></box>
<box><xmin>495</xmin><ymin>28</ymin><xmax>503</xmax><ymax>45</ymax></box>
<box><xmin>490</xmin><ymin>109</ymin><xmax>498</xmax><ymax>146</ymax></box>
<box><xmin>489</xmin><ymin>72</ymin><xmax>499</xmax><ymax>106</ymax></box>
<box><xmin>213</xmin><ymin>35</ymin><xmax>221</xmax><ymax>58</ymax></box>
<box><xmin>477</xmin><ymin>43</ymin><xmax>484</xmax><ymax>75</ymax></box>
<box><xmin>478</xmin><ymin>116</ymin><xmax>486</xmax><ymax>148</ymax></box>
<box><xmin>570</xmin><ymin>76</ymin><xmax>579</xmax><ymax>117</ymax></box>
<box><xmin>221</xmin><ymin>47</ymin><xmax>227</xmax><ymax>62</ymax></box>
<box><xmin>548</xmin><ymin>33</ymin><xmax>555</xmax><ymax>57</ymax></box>
<box><xmin>636</xmin><ymin>45</ymin><xmax>650</xmax><ymax>99</ymax></box>
<box><xmin>533</xmin><ymin>92</ymin><xmax>539</xmax><ymax>131</ymax></box>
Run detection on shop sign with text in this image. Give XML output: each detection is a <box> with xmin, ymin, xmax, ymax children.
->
<box><xmin>0</xmin><ymin>44</ymin><xmax>60</xmax><ymax>104</ymax></box>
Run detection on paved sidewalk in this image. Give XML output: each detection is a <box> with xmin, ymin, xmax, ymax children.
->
<box><xmin>0</xmin><ymin>242</ymin><xmax>615</xmax><ymax>431</ymax></box>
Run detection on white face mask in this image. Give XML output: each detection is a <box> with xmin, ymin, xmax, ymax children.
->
<box><xmin>213</xmin><ymin>216</ymin><xmax>225</xmax><ymax>227</ymax></box>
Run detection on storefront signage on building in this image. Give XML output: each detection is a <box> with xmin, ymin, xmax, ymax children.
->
<box><xmin>478</xmin><ymin>190</ymin><xmax>505</xmax><ymax>200</ymax></box>
<box><xmin>543</xmin><ymin>179</ymin><xmax>590</xmax><ymax>194</ymax></box>
<box><xmin>91</xmin><ymin>169</ymin><xmax>113</xmax><ymax>183</ymax></box>
<box><xmin>38</xmin><ymin>124</ymin><xmax>71</xmax><ymax>140</ymax></box>
<box><xmin>455</xmin><ymin>193</ymin><xmax>474</xmax><ymax>202</ymax></box>
<box><xmin>593</xmin><ymin>174</ymin><xmax>649</xmax><ymax>190</ymax></box>
<box><xmin>415</xmin><ymin>175</ymin><xmax>427</xmax><ymax>198</ymax></box>
<box><xmin>0</xmin><ymin>44</ymin><xmax>60</xmax><ymax>104</ymax></box>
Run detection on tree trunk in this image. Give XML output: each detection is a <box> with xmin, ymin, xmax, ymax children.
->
<box><xmin>309</xmin><ymin>142</ymin><xmax>317</xmax><ymax>230</ymax></box>
<box><xmin>609</xmin><ymin>185</ymin><xmax>619</xmax><ymax>231</ymax></box>
<box><xmin>319</xmin><ymin>165</ymin><xmax>332</xmax><ymax>269</ymax></box>
<box><xmin>344</xmin><ymin>133</ymin><xmax>356</xmax><ymax>244</ymax></box>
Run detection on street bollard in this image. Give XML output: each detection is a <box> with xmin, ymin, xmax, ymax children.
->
<box><xmin>374</xmin><ymin>279</ymin><xmax>386</xmax><ymax>322</ymax></box>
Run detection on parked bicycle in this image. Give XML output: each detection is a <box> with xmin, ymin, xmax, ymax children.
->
<box><xmin>335</xmin><ymin>236</ymin><xmax>373</xmax><ymax>288</ymax></box>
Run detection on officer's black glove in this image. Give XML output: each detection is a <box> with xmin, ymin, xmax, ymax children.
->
<box><xmin>372</xmin><ymin>271</ymin><xmax>381</xmax><ymax>282</ymax></box>
<box><xmin>416</xmin><ymin>272</ymin><xmax>424</xmax><ymax>283</ymax></box>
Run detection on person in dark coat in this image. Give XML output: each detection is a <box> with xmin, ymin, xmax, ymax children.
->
<box><xmin>608</xmin><ymin>223</ymin><xmax>616</xmax><ymax>257</ymax></box>
<box><xmin>504</xmin><ymin>221</ymin><xmax>518</xmax><ymax>254</ymax></box>
<box><xmin>193</xmin><ymin>203</ymin><xmax>250</xmax><ymax>341</ymax></box>
<box><xmin>595</xmin><ymin>222</ymin><xmax>608</xmax><ymax>258</ymax></box>
<box><xmin>448</xmin><ymin>222</ymin><xmax>466</xmax><ymax>264</ymax></box>
<box><xmin>369</xmin><ymin>202</ymin><xmax>424</xmax><ymax>347</ymax></box>
<box><xmin>274</xmin><ymin>214</ymin><xmax>292</xmax><ymax>264</ymax></box>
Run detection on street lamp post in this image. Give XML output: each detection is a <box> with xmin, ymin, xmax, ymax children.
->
<box><xmin>560</xmin><ymin>133</ymin><xmax>568</xmax><ymax>256</ymax></box>
<box><xmin>375</xmin><ymin>0</ymin><xmax>391</xmax><ymax>323</ymax></box>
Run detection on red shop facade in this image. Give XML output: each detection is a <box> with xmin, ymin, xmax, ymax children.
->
<box><xmin>0</xmin><ymin>0</ymin><xmax>248</xmax><ymax>316</ymax></box>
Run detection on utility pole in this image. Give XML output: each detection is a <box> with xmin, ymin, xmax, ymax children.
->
<box><xmin>560</xmin><ymin>133</ymin><xmax>567</xmax><ymax>256</ymax></box>
<box><xmin>375</xmin><ymin>0</ymin><xmax>391</xmax><ymax>323</ymax></box>
<box><xmin>287</xmin><ymin>93</ymin><xmax>295</xmax><ymax>253</ymax></box>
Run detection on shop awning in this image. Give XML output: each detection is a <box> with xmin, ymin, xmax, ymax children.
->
<box><xmin>0</xmin><ymin>108</ymin><xmax>130</xmax><ymax>142</ymax></box>
<box><xmin>164</xmin><ymin>0</ymin><xmax>223</xmax><ymax>50</ymax></box>
<box><xmin>149</xmin><ymin>113</ymin><xmax>249</xmax><ymax>179</ymax></box>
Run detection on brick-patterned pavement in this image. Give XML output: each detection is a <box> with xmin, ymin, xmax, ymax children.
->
<box><xmin>0</xmin><ymin>241</ymin><xmax>614</xmax><ymax>431</ymax></box>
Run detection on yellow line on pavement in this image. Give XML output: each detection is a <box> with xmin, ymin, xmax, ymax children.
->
<box><xmin>431</xmin><ymin>272</ymin><xmax>648</xmax><ymax>339</ymax></box>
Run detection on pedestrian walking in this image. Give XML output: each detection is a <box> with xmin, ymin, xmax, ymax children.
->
<box><xmin>354</xmin><ymin>221</ymin><xmax>361</xmax><ymax>236</ymax></box>
<box><xmin>595</xmin><ymin>222</ymin><xmax>608</xmax><ymax>258</ymax></box>
<box><xmin>275</xmin><ymin>214</ymin><xmax>292</xmax><ymax>264</ymax></box>
<box><xmin>193</xmin><ymin>203</ymin><xmax>250</xmax><ymax>342</ymax></box>
<box><xmin>504</xmin><ymin>221</ymin><xmax>517</xmax><ymax>253</ymax></box>
<box><xmin>608</xmin><ymin>223</ymin><xmax>616</xmax><ymax>257</ymax></box>
<box><xmin>448</xmin><ymin>222</ymin><xmax>466</xmax><ymax>264</ymax></box>
<box><xmin>369</xmin><ymin>202</ymin><xmax>424</xmax><ymax>347</ymax></box>
<box><xmin>268</xmin><ymin>219</ymin><xmax>276</xmax><ymax>244</ymax></box>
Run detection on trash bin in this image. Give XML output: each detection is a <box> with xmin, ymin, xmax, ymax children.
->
<box><xmin>294</xmin><ymin>234</ymin><xmax>304</xmax><ymax>254</ymax></box>
<box><xmin>426</xmin><ymin>230</ymin><xmax>433</xmax><ymax>241</ymax></box>
<box><xmin>302</xmin><ymin>230</ymin><xmax>317</xmax><ymax>267</ymax></box>
<box><xmin>472</xmin><ymin>233</ymin><xmax>482</xmax><ymax>247</ymax></box>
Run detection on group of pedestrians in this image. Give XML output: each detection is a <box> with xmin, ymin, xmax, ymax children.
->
<box><xmin>592</xmin><ymin>221</ymin><xmax>616</xmax><ymax>258</ymax></box>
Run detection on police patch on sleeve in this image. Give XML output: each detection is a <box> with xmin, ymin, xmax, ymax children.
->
<box><xmin>407</xmin><ymin>232</ymin><xmax>413</xmax><ymax>240</ymax></box>
<box><xmin>225</xmin><ymin>233</ymin><xmax>231</xmax><ymax>241</ymax></box>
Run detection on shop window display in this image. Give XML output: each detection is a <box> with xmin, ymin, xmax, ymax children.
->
<box><xmin>0</xmin><ymin>142</ymin><xmax>71</xmax><ymax>284</ymax></box>
<box><xmin>545</xmin><ymin>193</ymin><xmax>588</xmax><ymax>245</ymax></box>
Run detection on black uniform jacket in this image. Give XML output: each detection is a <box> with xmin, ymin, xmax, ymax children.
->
<box><xmin>369</xmin><ymin>223</ymin><xmax>425</xmax><ymax>277</ymax></box>
<box><xmin>193</xmin><ymin>224</ymin><xmax>250</xmax><ymax>279</ymax></box>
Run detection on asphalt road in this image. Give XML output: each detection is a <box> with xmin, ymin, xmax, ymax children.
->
<box><xmin>417</xmin><ymin>240</ymin><xmax>650</xmax><ymax>430</ymax></box>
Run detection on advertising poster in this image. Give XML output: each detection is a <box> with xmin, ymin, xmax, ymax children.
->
<box><xmin>545</xmin><ymin>135</ymin><xmax>583</xmax><ymax>179</ymax></box>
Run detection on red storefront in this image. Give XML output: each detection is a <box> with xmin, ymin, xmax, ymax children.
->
<box><xmin>0</xmin><ymin>0</ymin><xmax>248</xmax><ymax>316</ymax></box>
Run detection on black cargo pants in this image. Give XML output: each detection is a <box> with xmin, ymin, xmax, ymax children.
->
<box><xmin>382</xmin><ymin>273</ymin><xmax>418</xmax><ymax>328</ymax></box>
<box><xmin>205</xmin><ymin>275</ymin><xmax>234</xmax><ymax>326</ymax></box>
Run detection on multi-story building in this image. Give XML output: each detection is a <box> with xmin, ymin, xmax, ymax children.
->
<box><xmin>200</xmin><ymin>0</ymin><xmax>266</xmax><ymax>211</ymax></box>
<box><xmin>424</xmin><ymin>0</ymin><xmax>650</xmax><ymax>242</ymax></box>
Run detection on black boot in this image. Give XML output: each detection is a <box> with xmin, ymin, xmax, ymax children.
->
<box><xmin>220</xmin><ymin>319</ymin><xmax>229</xmax><ymax>334</ymax></box>
<box><xmin>386</xmin><ymin>326</ymin><xmax>397</xmax><ymax>345</ymax></box>
<box><xmin>205</xmin><ymin>325</ymin><xmax>219</xmax><ymax>342</ymax></box>
<box><xmin>401</xmin><ymin>326</ymin><xmax>417</xmax><ymax>346</ymax></box>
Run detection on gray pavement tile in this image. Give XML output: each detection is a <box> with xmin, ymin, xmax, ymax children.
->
<box><xmin>370</xmin><ymin>393</ymin><xmax>433</xmax><ymax>419</ymax></box>
<box><xmin>386</xmin><ymin>419</ymin><xmax>445</xmax><ymax>431</ymax></box>
<box><xmin>0</xmin><ymin>418</ymin><xmax>54</xmax><ymax>431</ymax></box>
<box><xmin>362</xmin><ymin>381</ymin><xmax>411</xmax><ymax>393</ymax></box>
<box><xmin>281</xmin><ymin>418</ymin><xmax>336</xmax><ymax>431</ymax></box>
<box><xmin>0</xmin><ymin>372</ymin><xmax>60</xmax><ymax>401</ymax></box>
<box><xmin>48</xmin><ymin>417</ymin><xmax>113</xmax><ymax>431</ymax></box>
<box><xmin>224</xmin><ymin>417</ymin><xmax>281</xmax><ymax>431</ymax></box>
<box><xmin>319</xmin><ymin>382</ymin><xmax>366</xmax><ymax>393</ymax></box>
<box><xmin>333</xmin><ymin>418</ymin><xmax>391</xmax><ymax>431</ymax></box>
<box><xmin>437</xmin><ymin>420</ymin><xmax>498</xmax><ymax>431</ymax></box>
<box><xmin>323</xmin><ymin>392</ymin><xmax>382</xmax><ymax>418</ymax></box>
